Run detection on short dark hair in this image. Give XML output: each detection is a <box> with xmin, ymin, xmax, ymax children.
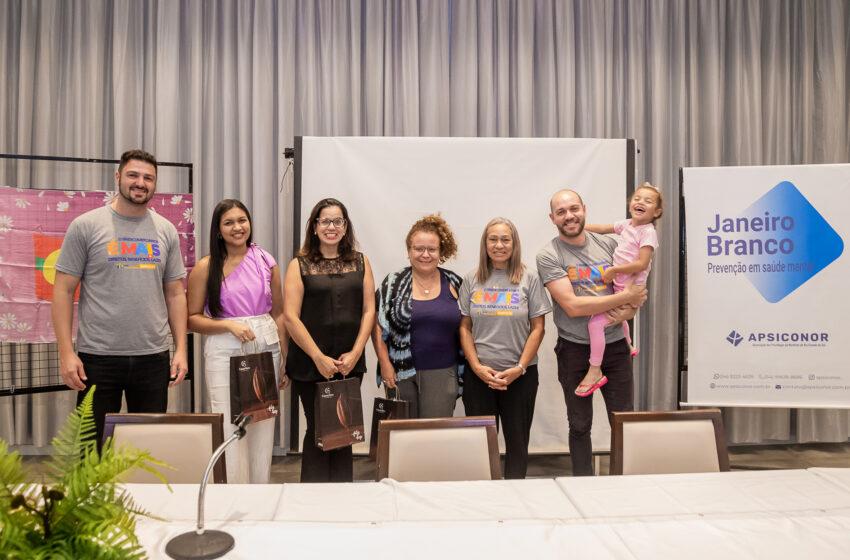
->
<box><xmin>118</xmin><ymin>149</ymin><xmax>158</xmax><ymax>174</ymax></box>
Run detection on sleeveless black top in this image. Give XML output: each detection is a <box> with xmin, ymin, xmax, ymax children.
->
<box><xmin>286</xmin><ymin>252</ymin><xmax>366</xmax><ymax>382</ymax></box>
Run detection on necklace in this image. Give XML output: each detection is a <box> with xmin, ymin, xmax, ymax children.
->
<box><xmin>412</xmin><ymin>273</ymin><xmax>439</xmax><ymax>295</ymax></box>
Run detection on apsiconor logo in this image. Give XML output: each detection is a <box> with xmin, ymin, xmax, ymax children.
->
<box><xmin>706</xmin><ymin>181</ymin><xmax>843</xmax><ymax>302</ymax></box>
<box><xmin>726</xmin><ymin>330</ymin><xmax>743</xmax><ymax>347</ymax></box>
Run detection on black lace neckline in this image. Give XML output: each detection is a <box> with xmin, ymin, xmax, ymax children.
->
<box><xmin>299</xmin><ymin>253</ymin><xmax>361</xmax><ymax>276</ymax></box>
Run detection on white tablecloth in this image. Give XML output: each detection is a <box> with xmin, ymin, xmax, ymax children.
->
<box><xmin>128</xmin><ymin>469</ymin><xmax>850</xmax><ymax>560</ymax></box>
<box><xmin>136</xmin><ymin>520</ymin><xmax>634</xmax><ymax>560</ymax></box>
<box><xmin>810</xmin><ymin>467</ymin><xmax>850</xmax><ymax>493</ymax></box>
<box><xmin>555</xmin><ymin>469</ymin><xmax>850</xmax><ymax>519</ymax></box>
<box><xmin>604</xmin><ymin>512</ymin><xmax>850</xmax><ymax>560</ymax></box>
<box><xmin>127</xmin><ymin>478</ymin><xmax>577</xmax><ymax>523</ymax></box>
<box><xmin>388</xmin><ymin>478</ymin><xmax>583</xmax><ymax>520</ymax></box>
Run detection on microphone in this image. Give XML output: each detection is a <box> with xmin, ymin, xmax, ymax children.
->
<box><xmin>165</xmin><ymin>414</ymin><xmax>254</xmax><ymax>560</ymax></box>
<box><xmin>233</xmin><ymin>413</ymin><xmax>252</xmax><ymax>438</ymax></box>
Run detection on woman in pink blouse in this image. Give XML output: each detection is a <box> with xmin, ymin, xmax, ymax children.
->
<box><xmin>187</xmin><ymin>199</ymin><xmax>288</xmax><ymax>483</ymax></box>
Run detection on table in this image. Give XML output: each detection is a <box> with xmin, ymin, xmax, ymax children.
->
<box><xmin>130</xmin><ymin>469</ymin><xmax>850</xmax><ymax>559</ymax></box>
<box><xmin>129</xmin><ymin>478</ymin><xmax>581</xmax><ymax>523</ymax></box>
<box><xmin>810</xmin><ymin>467</ymin><xmax>850</xmax><ymax>493</ymax></box>
<box><xmin>555</xmin><ymin>468</ymin><xmax>850</xmax><ymax>518</ymax></box>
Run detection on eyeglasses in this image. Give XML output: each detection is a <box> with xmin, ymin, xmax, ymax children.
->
<box><xmin>316</xmin><ymin>217</ymin><xmax>346</xmax><ymax>228</ymax></box>
<box><xmin>410</xmin><ymin>246</ymin><xmax>439</xmax><ymax>256</ymax></box>
<box><xmin>486</xmin><ymin>236</ymin><xmax>513</xmax><ymax>245</ymax></box>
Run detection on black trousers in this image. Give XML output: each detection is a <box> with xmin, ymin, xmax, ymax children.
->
<box><xmin>555</xmin><ymin>338</ymin><xmax>633</xmax><ymax>476</ymax></box>
<box><xmin>77</xmin><ymin>351</ymin><xmax>171</xmax><ymax>449</ymax></box>
<box><xmin>291</xmin><ymin>376</ymin><xmax>360</xmax><ymax>483</ymax></box>
<box><xmin>462</xmin><ymin>364</ymin><xmax>539</xmax><ymax>479</ymax></box>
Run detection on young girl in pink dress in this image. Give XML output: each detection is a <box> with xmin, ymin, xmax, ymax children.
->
<box><xmin>574</xmin><ymin>183</ymin><xmax>663</xmax><ymax>397</ymax></box>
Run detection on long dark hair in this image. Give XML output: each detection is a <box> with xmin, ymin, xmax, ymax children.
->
<box><xmin>298</xmin><ymin>198</ymin><xmax>357</xmax><ymax>262</ymax></box>
<box><xmin>207</xmin><ymin>199</ymin><xmax>253</xmax><ymax>318</ymax></box>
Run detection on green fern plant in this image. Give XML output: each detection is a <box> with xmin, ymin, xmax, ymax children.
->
<box><xmin>0</xmin><ymin>387</ymin><xmax>168</xmax><ymax>559</ymax></box>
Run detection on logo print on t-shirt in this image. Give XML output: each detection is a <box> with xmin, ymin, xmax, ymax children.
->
<box><xmin>106</xmin><ymin>237</ymin><xmax>162</xmax><ymax>269</ymax></box>
<box><xmin>567</xmin><ymin>261</ymin><xmax>608</xmax><ymax>295</ymax></box>
<box><xmin>471</xmin><ymin>288</ymin><xmax>521</xmax><ymax>316</ymax></box>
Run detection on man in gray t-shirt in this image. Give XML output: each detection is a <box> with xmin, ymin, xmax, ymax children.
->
<box><xmin>52</xmin><ymin>149</ymin><xmax>188</xmax><ymax>446</ymax></box>
<box><xmin>535</xmin><ymin>189</ymin><xmax>646</xmax><ymax>476</ymax></box>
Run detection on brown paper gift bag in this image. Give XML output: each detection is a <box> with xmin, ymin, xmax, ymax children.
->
<box><xmin>369</xmin><ymin>387</ymin><xmax>409</xmax><ymax>459</ymax></box>
<box><xmin>314</xmin><ymin>377</ymin><xmax>365</xmax><ymax>451</ymax></box>
<box><xmin>229</xmin><ymin>342</ymin><xmax>279</xmax><ymax>424</ymax></box>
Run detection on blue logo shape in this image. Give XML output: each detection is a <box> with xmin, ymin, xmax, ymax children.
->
<box><xmin>726</xmin><ymin>330</ymin><xmax>743</xmax><ymax>347</ymax></box>
<box><xmin>741</xmin><ymin>181</ymin><xmax>843</xmax><ymax>303</ymax></box>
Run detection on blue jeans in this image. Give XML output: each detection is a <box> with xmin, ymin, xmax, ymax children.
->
<box><xmin>77</xmin><ymin>351</ymin><xmax>171</xmax><ymax>448</ymax></box>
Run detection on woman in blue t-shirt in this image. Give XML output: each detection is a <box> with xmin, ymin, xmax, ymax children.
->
<box><xmin>373</xmin><ymin>215</ymin><xmax>463</xmax><ymax>418</ymax></box>
<box><xmin>459</xmin><ymin>217</ymin><xmax>552</xmax><ymax>478</ymax></box>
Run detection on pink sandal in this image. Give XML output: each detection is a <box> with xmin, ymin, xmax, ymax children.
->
<box><xmin>574</xmin><ymin>375</ymin><xmax>608</xmax><ymax>397</ymax></box>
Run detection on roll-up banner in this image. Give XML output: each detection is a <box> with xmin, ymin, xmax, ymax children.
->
<box><xmin>683</xmin><ymin>164</ymin><xmax>850</xmax><ymax>408</ymax></box>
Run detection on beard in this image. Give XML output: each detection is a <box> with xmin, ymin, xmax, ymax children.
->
<box><xmin>559</xmin><ymin>216</ymin><xmax>585</xmax><ymax>238</ymax></box>
<box><xmin>118</xmin><ymin>184</ymin><xmax>153</xmax><ymax>205</ymax></box>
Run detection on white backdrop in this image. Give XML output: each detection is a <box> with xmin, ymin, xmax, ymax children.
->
<box><xmin>296</xmin><ymin>136</ymin><xmax>631</xmax><ymax>453</ymax></box>
<box><xmin>684</xmin><ymin>164</ymin><xmax>850</xmax><ymax>408</ymax></box>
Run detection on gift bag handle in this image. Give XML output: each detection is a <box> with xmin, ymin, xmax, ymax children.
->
<box><xmin>240</xmin><ymin>338</ymin><xmax>260</xmax><ymax>356</ymax></box>
<box><xmin>384</xmin><ymin>385</ymin><xmax>401</xmax><ymax>401</ymax></box>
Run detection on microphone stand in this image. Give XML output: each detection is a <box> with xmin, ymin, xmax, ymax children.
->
<box><xmin>165</xmin><ymin>414</ymin><xmax>252</xmax><ymax>560</ymax></box>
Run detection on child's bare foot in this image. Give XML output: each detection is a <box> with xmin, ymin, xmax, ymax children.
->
<box><xmin>575</xmin><ymin>366</ymin><xmax>608</xmax><ymax>397</ymax></box>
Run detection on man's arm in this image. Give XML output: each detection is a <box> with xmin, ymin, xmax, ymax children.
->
<box><xmin>545</xmin><ymin>275</ymin><xmax>646</xmax><ymax>318</ymax></box>
<box><xmin>606</xmin><ymin>304</ymin><xmax>639</xmax><ymax>325</ymax></box>
<box><xmin>52</xmin><ymin>272</ymin><xmax>86</xmax><ymax>391</ymax></box>
<box><xmin>164</xmin><ymin>279</ymin><xmax>188</xmax><ymax>386</ymax></box>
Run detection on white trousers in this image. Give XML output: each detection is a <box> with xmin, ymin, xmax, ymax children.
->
<box><xmin>203</xmin><ymin>314</ymin><xmax>280</xmax><ymax>484</ymax></box>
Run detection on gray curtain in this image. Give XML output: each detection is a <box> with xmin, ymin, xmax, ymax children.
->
<box><xmin>1</xmin><ymin>0</ymin><xmax>849</xmax><ymax>448</ymax></box>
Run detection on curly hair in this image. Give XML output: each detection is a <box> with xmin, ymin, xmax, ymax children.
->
<box><xmin>405</xmin><ymin>214</ymin><xmax>458</xmax><ymax>264</ymax></box>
